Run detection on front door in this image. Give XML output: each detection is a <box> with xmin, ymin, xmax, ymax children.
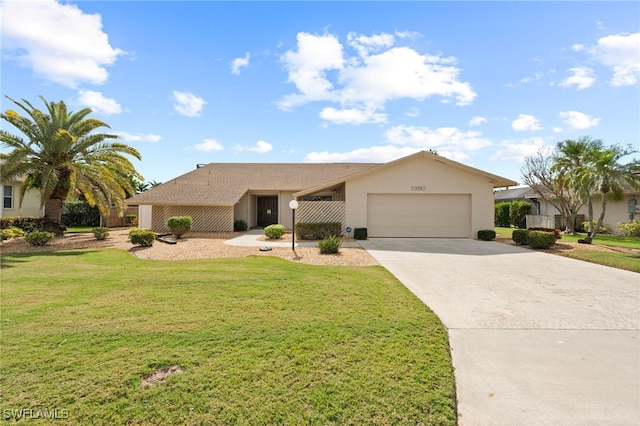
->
<box><xmin>257</xmin><ymin>196</ymin><xmax>278</xmax><ymax>227</ymax></box>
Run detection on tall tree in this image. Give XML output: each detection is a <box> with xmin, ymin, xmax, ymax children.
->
<box><xmin>0</xmin><ymin>96</ymin><xmax>142</xmax><ymax>234</ymax></box>
<box><xmin>521</xmin><ymin>149</ymin><xmax>585</xmax><ymax>234</ymax></box>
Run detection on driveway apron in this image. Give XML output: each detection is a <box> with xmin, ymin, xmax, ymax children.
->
<box><xmin>360</xmin><ymin>238</ymin><xmax>640</xmax><ymax>426</ymax></box>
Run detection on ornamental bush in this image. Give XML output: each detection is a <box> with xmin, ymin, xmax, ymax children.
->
<box><xmin>24</xmin><ymin>230</ymin><xmax>55</xmax><ymax>246</ymax></box>
<box><xmin>167</xmin><ymin>216</ymin><xmax>192</xmax><ymax>239</ymax></box>
<box><xmin>264</xmin><ymin>224</ymin><xmax>285</xmax><ymax>239</ymax></box>
<box><xmin>295</xmin><ymin>222</ymin><xmax>341</xmax><ymax>240</ymax></box>
<box><xmin>354</xmin><ymin>227</ymin><xmax>368</xmax><ymax>240</ymax></box>
<box><xmin>477</xmin><ymin>229</ymin><xmax>496</xmax><ymax>241</ymax></box>
<box><xmin>527</xmin><ymin>230</ymin><xmax>556</xmax><ymax>249</ymax></box>
<box><xmin>318</xmin><ymin>235</ymin><xmax>342</xmax><ymax>254</ymax></box>
<box><xmin>581</xmin><ymin>221</ymin><xmax>610</xmax><ymax>235</ymax></box>
<box><xmin>618</xmin><ymin>221</ymin><xmax>640</xmax><ymax>237</ymax></box>
<box><xmin>92</xmin><ymin>227</ymin><xmax>110</xmax><ymax>240</ymax></box>
<box><xmin>234</xmin><ymin>219</ymin><xmax>248</xmax><ymax>232</ymax></box>
<box><xmin>528</xmin><ymin>227</ymin><xmax>562</xmax><ymax>240</ymax></box>
<box><xmin>509</xmin><ymin>200</ymin><xmax>532</xmax><ymax>229</ymax></box>
<box><xmin>512</xmin><ymin>229</ymin><xmax>529</xmax><ymax>245</ymax></box>
<box><xmin>129</xmin><ymin>228</ymin><xmax>155</xmax><ymax>247</ymax></box>
<box><xmin>0</xmin><ymin>227</ymin><xmax>25</xmax><ymax>240</ymax></box>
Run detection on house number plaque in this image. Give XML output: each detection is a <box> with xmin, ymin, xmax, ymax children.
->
<box><xmin>411</xmin><ymin>185</ymin><xmax>426</xmax><ymax>191</ymax></box>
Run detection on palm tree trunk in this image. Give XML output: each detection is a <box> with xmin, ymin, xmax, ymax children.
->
<box><xmin>44</xmin><ymin>197</ymin><xmax>66</xmax><ymax>236</ymax></box>
<box><xmin>586</xmin><ymin>193</ymin><xmax>608</xmax><ymax>243</ymax></box>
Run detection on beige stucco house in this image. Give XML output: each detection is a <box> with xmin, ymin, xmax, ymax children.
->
<box><xmin>127</xmin><ymin>151</ymin><xmax>517</xmax><ymax>238</ymax></box>
<box><xmin>1</xmin><ymin>178</ymin><xmax>43</xmax><ymax>218</ymax></box>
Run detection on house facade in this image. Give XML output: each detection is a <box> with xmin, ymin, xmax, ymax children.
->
<box><xmin>128</xmin><ymin>151</ymin><xmax>517</xmax><ymax>238</ymax></box>
<box><xmin>0</xmin><ymin>178</ymin><xmax>43</xmax><ymax>218</ymax></box>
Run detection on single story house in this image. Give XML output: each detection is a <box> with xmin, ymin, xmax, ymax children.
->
<box><xmin>128</xmin><ymin>151</ymin><xmax>516</xmax><ymax>238</ymax></box>
<box><xmin>1</xmin><ymin>178</ymin><xmax>44</xmax><ymax>218</ymax></box>
<box><xmin>494</xmin><ymin>185</ymin><xmax>640</xmax><ymax>230</ymax></box>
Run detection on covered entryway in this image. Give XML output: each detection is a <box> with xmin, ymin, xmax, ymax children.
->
<box><xmin>256</xmin><ymin>196</ymin><xmax>278</xmax><ymax>227</ymax></box>
<box><xmin>367</xmin><ymin>193</ymin><xmax>471</xmax><ymax>237</ymax></box>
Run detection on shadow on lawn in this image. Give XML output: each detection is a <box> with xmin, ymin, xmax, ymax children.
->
<box><xmin>0</xmin><ymin>249</ymin><xmax>100</xmax><ymax>268</ymax></box>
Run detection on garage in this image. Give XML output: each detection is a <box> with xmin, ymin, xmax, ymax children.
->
<box><xmin>367</xmin><ymin>193</ymin><xmax>471</xmax><ymax>238</ymax></box>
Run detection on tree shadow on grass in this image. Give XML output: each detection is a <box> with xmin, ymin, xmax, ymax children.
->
<box><xmin>0</xmin><ymin>249</ymin><xmax>100</xmax><ymax>268</ymax></box>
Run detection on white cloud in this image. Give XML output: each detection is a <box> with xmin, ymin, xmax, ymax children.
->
<box><xmin>590</xmin><ymin>32</ymin><xmax>640</xmax><ymax>86</ymax></box>
<box><xmin>0</xmin><ymin>0</ymin><xmax>124</xmax><ymax>87</ymax></box>
<box><xmin>512</xmin><ymin>114</ymin><xmax>542</xmax><ymax>131</ymax></box>
<box><xmin>571</xmin><ymin>44</ymin><xmax>585</xmax><ymax>52</ymax></box>
<box><xmin>491</xmin><ymin>137</ymin><xmax>547</xmax><ymax>162</ymax></box>
<box><xmin>559</xmin><ymin>67</ymin><xmax>595</xmax><ymax>90</ymax></box>
<box><xmin>248</xmin><ymin>140</ymin><xmax>273</xmax><ymax>153</ymax></box>
<box><xmin>172</xmin><ymin>91</ymin><xmax>206</xmax><ymax>117</ymax></box>
<box><xmin>76</xmin><ymin>90</ymin><xmax>122</xmax><ymax>115</ymax></box>
<box><xmin>115</xmin><ymin>132</ymin><xmax>161</xmax><ymax>143</ymax></box>
<box><xmin>469</xmin><ymin>116</ymin><xmax>487</xmax><ymax>126</ymax></box>
<box><xmin>558</xmin><ymin>110</ymin><xmax>601</xmax><ymax>130</ymax></box>
<box><xmin>231</xmin><ymin>52</ymin><xmax>251</xmax><ymax>75</ymax></box>
<box><xmin>278</xmin><ymin>31</ymin><xmax>476</xmax><ymax>123</ymax></box>
<box><xmin>305</xmin><ymin>145</ymin><xmax>422</xmax><ymax>163</ymax></box>
<box><xmin>193</xmin><ymin>139</ymin><xmax>224</xmax><ymax>152</ymax></box>
<box><xmin>319</xmin><ymin>107</ymin><xmax>387</xmax><ymax>125</ymax></box>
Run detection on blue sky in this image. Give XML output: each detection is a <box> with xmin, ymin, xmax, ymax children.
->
<box><xmin>1</xmin><ymin>1</ymin><xmax>639</xmax><ymax>185</ymax></box>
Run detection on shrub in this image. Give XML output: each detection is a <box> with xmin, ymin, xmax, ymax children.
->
<box><xmin>527</xmin><ymin>230</ymin><xmax>556</xmax><ymax>249</ymax></box>
<box><xmin>509</xmin><ymin>200</ymin><xmax>532</xmax><ymax>229</ymax></box>
<box><xmin>581</xmin><ymin>221</ymin><xmax>610</xmax><ymax>235</ymax></box>
<box><xmin>129</xmin><ymin>228</ymin><xmax>155</xmax><ymax>247</ymax></box>
<box><xmin>354</xmin><ymin>227</ymin><xmax>368</xmax><ymax>240</ymax></box>
<box><xmin>318</xmin><ymin>235</ymin><xmax>342</xmax><ymax>254</ymax></box>
<box><xmin>0</xmin><ymin>216</ymin><xmax>45</xmax><ymax>232</ymax></box>
<box><xmin>494</xmin><ymin>202</ymin><xmax>511</xmax><ymax>227</ymax></box>
<box><xmin>477</xmin><ymin>230</ymin><xmax>496</xmax><ymax>241</ymax></box>
<box><xmin>125</xmin><ymin>214</ymin><xmax>138</xmax><ymax>226</ymax></box>
<box><xmin>92</xmin><ymin>227</ymin><xmax>110</xmax><ymax>240</ymax></box>
<box><xmin>234</xmin><ymin>219</ymin><xmax>248</xmax><ymax>232</ymax></box>
<box><xmin>0</xmin><ymin>229</ymin><xmax>13</xmax><ymax>241</ymax></box>
<box><xmin>167</xmin><ymin>216</ymin><xmax>192</xmax><ymax>239</ymax></box>
<box><xmin>618</xmin><ymin>221</ymin><xmax>640</xmax><ymax>237</ymax></box>
<box><xmin>264</xmin><ymin>224</ymin><xmax>285</xmax><ymax>239</ymax></box>
<box><xmin>61</xmin><ymin>201</ymin><xmax>100</xmax><ymax>227</ymax></box>
<box><xmin>528</xmin><ymin>227</ymin><xmax>562</xmax><ymax>240</ymax></box>
<box><xmin>295</xmin><ymin>222</ymin><xmax>341</xmax><ymax>240</ymax></box>
<box><xmin>512</xmin><ymin>229</ymin><xmax>529</xmax><ymax>245</ymax></box>
<box><xmin>24</xmin><ymin>230</ymin><xmax>55</xmax><ymax>246</ymax></box>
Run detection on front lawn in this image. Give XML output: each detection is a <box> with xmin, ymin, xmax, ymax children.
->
<box><xmin>0</xmin><ymin>250</ymin><xmax>456</xmax><ymax>425</ymax></box>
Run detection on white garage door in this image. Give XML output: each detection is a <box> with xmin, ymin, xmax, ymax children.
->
<box><xmin>367</xmin><ymin>194</ymin><xmax>471</xmax><ymax>238</ymax></box>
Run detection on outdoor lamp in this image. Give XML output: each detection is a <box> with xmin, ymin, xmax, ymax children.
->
<box><xmin>289</xmin><ymin>200</ymin><xmax>298</xmax><ymax>252</ymax></box>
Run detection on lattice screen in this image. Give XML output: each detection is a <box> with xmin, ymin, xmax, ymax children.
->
<box><xmin>297</xmin><ymin>201</ymin><xmax>345</xmax><ymax>227</ymax></box>
<box><xmin>151</xmin><ymin>205</ymin><xmax>234</xmax><ymax>232</ymax></box>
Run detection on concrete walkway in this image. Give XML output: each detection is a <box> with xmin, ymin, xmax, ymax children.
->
<box><xmin>359</xmin><ymin>238</ymin><xmax>640</xmax><ymax>426</ymax></box>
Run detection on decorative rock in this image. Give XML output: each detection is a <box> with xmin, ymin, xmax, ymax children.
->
<box><xmin>259</xmin><ymin>246</ymin><xmax>272</xmax><ymax>251</ymax></box>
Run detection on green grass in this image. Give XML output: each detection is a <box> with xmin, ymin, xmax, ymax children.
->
<box><xmin>65</xmin><ymin>226</ymin><xmax>94</xmax><ymax>233</ymax></box>
<box><xmin>0</xmin><ymin>250</ymin><xmax>456</xmax><ymax>425</ymax></box>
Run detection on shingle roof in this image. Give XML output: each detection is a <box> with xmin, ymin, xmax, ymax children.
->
<box><xmin>127</xmin><ymin>162</ymin><xmax>379</xmax><ymax>206</ymax></box>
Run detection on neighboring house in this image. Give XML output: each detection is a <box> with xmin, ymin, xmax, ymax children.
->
<box><xmin>494</xmin><ymin>185</ymin><xmax>640</xmax><ymax>230</ymax></box>
<box><xmin>128</xmin><ymin>151</ymin><xmax>516</xmax><ymax>238</ymax></box>
<box><xmin>0</xmin><ymin>178</ymin><xmax>44</xmax><ymax>218</ymax></box>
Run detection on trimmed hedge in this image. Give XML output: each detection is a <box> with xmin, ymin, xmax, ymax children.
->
<box><xmin>295</xmin><ymin>222</ymin><xmax>341</xmax><ymax>240</ymax></box>
<box><xmin>318</xmin><ymin>235</ymin><xmax>342</xmax><ymax>254</ymax></box>
<box><xmin>264</xmin><ymin>224</ymin><xmax>285</xmax><ymax>239</ymax></box>
<box><xmin>528</xmin><ymin>230</ymin><xmax>556</xmax><ymax>249</ymax></box>
<box><xmin>61</xmin><ymin>201</ymin><xmax>100</xmax><ymax>227</ymax></box>
<box><xmin>234</xmin><ymin>219</ymin><xmax>248</xmax><ymax>232</ymax></box>
<box><xmin>129</xmin><ymin>228</ymin><xmax>155</xmax><ymax>247</ymax></box>
<box><xmin>0</xmin><ymin>216</ymin><xmax>45</xmax><ymax>232</ymax></box>
<box><xmin>354</xmin><ymin>227</ymin><xmax>368</xmax><ymax>240</ymax></box>
<box><xmin>167</xmin><ymin>216</ymin><xmax>192</xmax><ymax>239</ymax></box>
<box><xmin>509</xmin><ymin>200</ymin><xmax>532</xmax><ymax>229</ymax></box>
<box><xmin>24</xmin><ymin>230</ymin><xmax>55</xmax><ymax>246</ymax></box>
<box><xmin>477</xmin><ymin>230</ymin><xmax>496</xmax><ymax>241</ymax></box>
<box><xmin>528</xmin><ymin>227</ymin><xmax>562</xmax><ymax>240</ymax></box>
<box><xmin>494</xmin><ymin>202</ymin><xmax>511</xmax><ymax>227</ymax></box>
<box><xmin>512</xmin><ymin>229</ymin><xmax>529</xmax><ymax>245</ymax></box>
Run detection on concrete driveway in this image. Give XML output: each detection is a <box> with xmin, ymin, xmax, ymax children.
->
<box><xmin>360</xmin><ymin>238</ymin><xmax>640</xmax><ymax>426</ymax></box>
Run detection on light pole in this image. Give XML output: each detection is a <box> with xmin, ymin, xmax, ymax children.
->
<box><xmin>289</xmin><ymin>199</ymin><xmax>298</xmax><ymax>253</ymax></box>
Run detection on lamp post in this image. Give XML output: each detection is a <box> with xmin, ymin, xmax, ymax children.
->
<box><xmin>289</xmin><ymin>200</ymin><xmax>298</xmax><ymax>252</ymax></box>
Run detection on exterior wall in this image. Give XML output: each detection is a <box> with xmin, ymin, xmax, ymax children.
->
<box><xmin>151</xmin><ymin>205</ymin><xmax>234</xmax><ymax>232</ymax></box>
<box><xmin>139</xmin><ymin>205</ymin><xmax>152</xmax><ymax>229</ymax></box>
<box><xmin>1</xmin><ymin>181</ymin><xmax>43</xmax><ymax>217</ymax></box>
<box><xmin>536</xmin><ymin>194</ymin><xmax>639</xmax><ymax>231</ymax></box>
<box><xmin>344</xmin><ymin>155</ymin><xmax>496</xmax><ymax>238</ymax></box>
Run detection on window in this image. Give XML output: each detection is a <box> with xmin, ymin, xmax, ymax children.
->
<box><xmin>301</xmin><ymin>195</ymin><xmax>332</xmax><ymax>201</ymax></box>
<box><xmin>3</xmin><ymin>185</ymin><xmax>13</xmax><ymax>209</ymax></box>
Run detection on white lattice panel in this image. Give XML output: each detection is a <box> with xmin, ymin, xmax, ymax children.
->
<box><xmin>151</xmin><ymin>205</ymin><xmax>234</xmax><ymax>232</ymax></box>
<box><xmin>297</xmin><ymin>201</ymin><xmax>345</xmax><ymax>227</ymax></box>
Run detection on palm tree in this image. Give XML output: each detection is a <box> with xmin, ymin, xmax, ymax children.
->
<box><xmin>0</xmin><ymin>96</ymin><xmax>142</xmax><ymax>235</ymax></box>
<box><xmin>577</xmin><ymin>143</ymin><xmax>640</xmax><ymax>243</ymax></box>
